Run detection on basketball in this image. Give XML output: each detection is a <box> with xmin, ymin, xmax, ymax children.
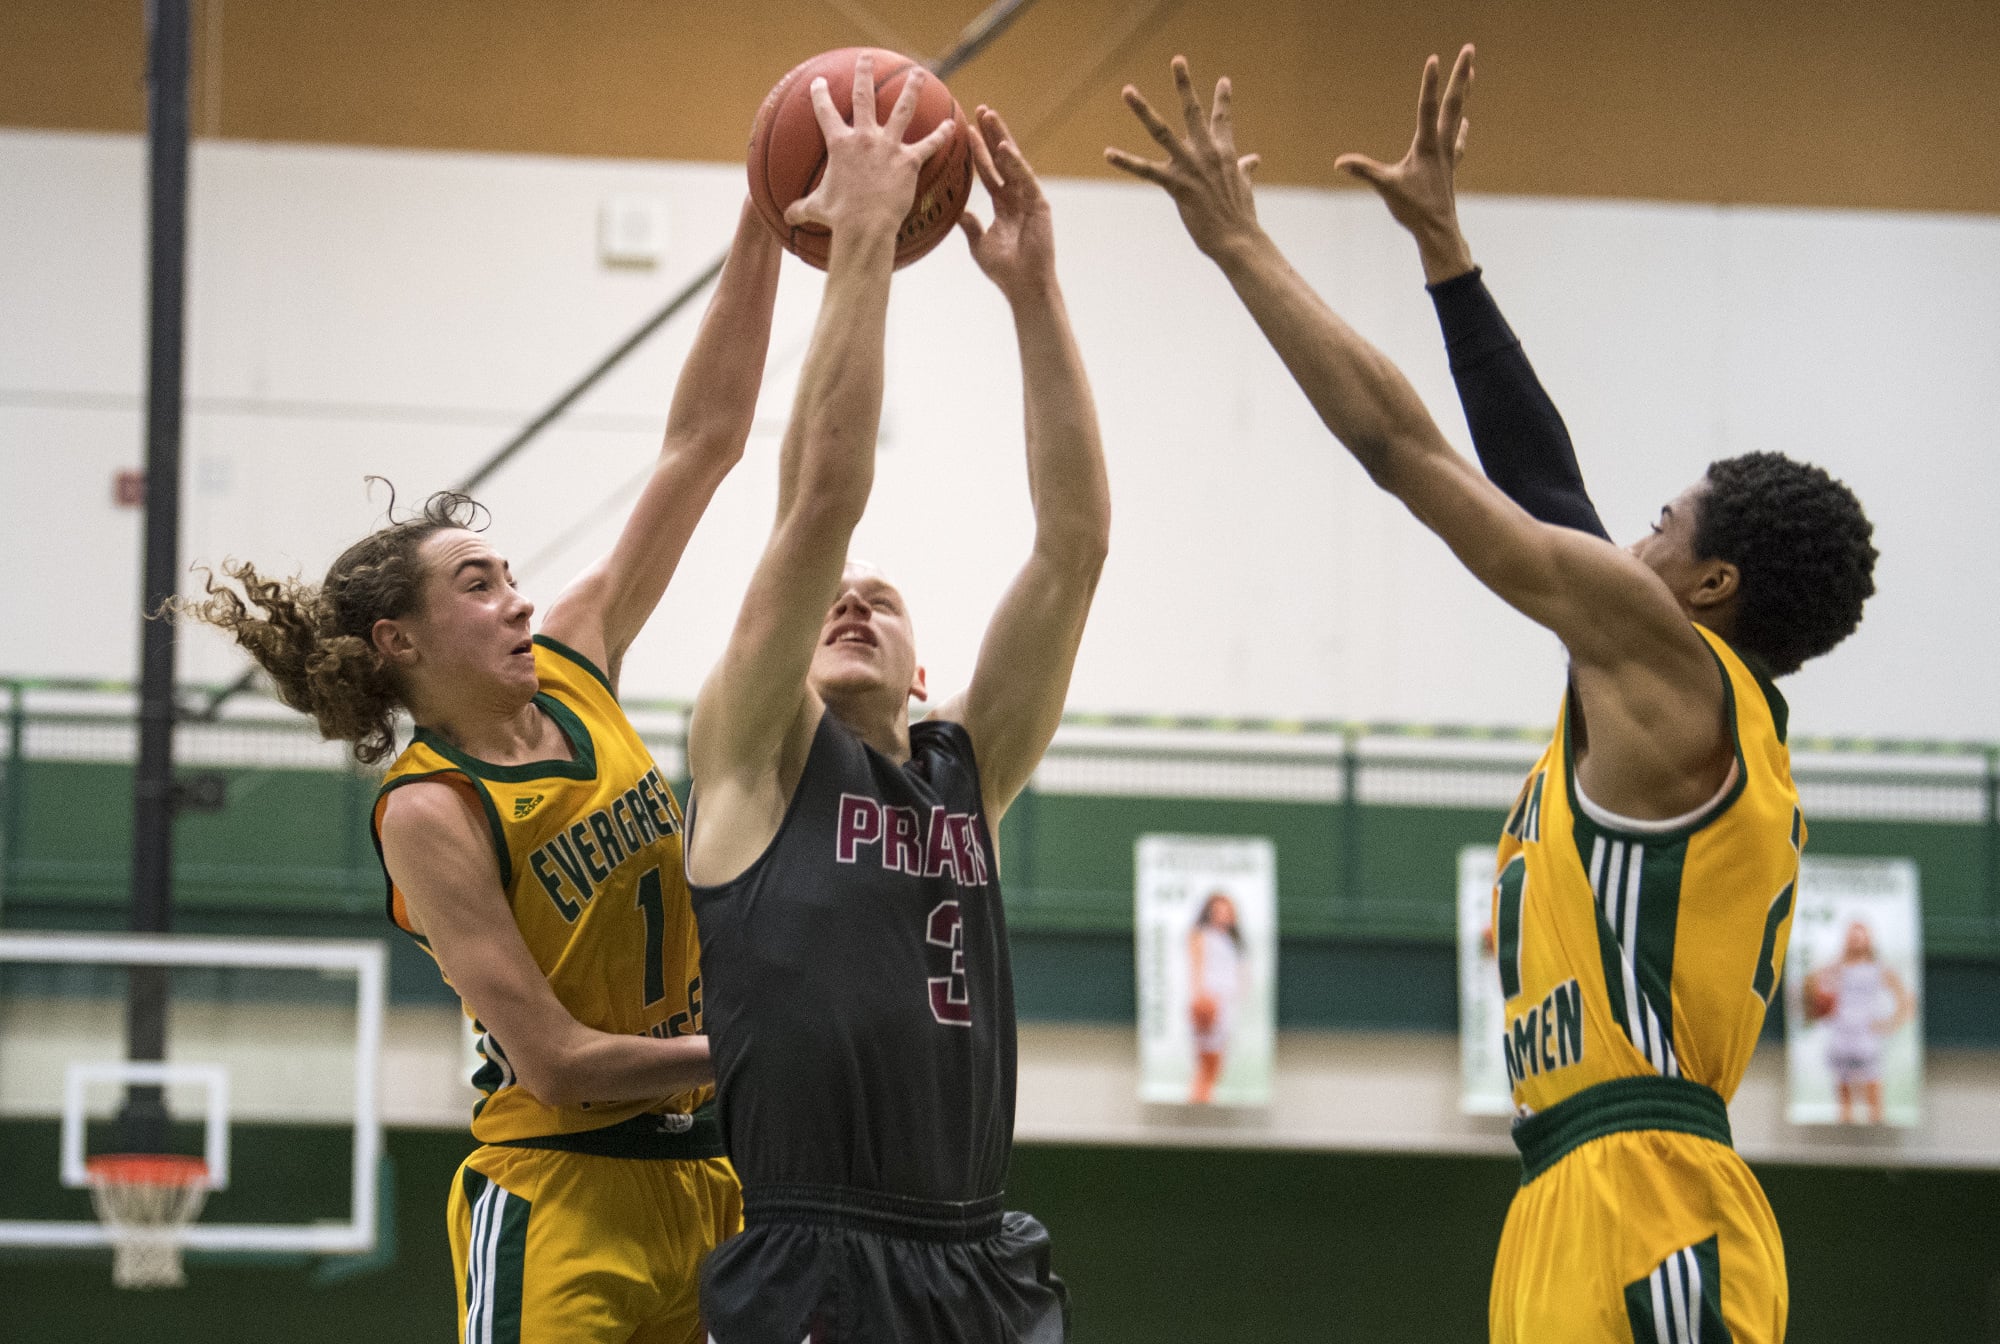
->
<box><xmin>1806</xmin><ymin>980</ymin><xmax>1838</xmax><ymax>1022</ymax></box>
<box><xmin>747</xmin><ymin>47</ymin><xmax>974</xmax><ymax>269</ymax></box>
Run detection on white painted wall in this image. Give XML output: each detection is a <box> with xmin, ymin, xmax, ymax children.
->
<box><xmin>14</xmin><ymin>997</ymin><xmax>1999</xmax><ymax>1170</ymax></box>
<box><xmin>1013</xmin><ymin>1024</ymin><xmax>2000</xmax><ymax>1171</ymax></box>
<box><xmin>4</xmin><ymin>129</ymin><xmax>1995</xmax><ymax>738</ymax></box>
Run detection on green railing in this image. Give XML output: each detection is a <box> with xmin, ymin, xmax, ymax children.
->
<box><xmin>4</xmin><ymin>677</ymin><xmax>1998</xmax><ymax>956</ymax></box>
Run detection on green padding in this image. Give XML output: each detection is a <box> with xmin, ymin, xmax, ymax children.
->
<box><xmin>1513</xmin><ymin>1075</ymin><xmax>1732</xmax><ymax>1186</ymax></box>
<box><xmin>6</xmin><ymin>758</ymin><xmax>1997</xmax><ymax>955</ymax></box>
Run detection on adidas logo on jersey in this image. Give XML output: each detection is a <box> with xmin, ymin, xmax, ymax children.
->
<box><xmin>513</xmin><ymin>794</ymin><xmax>546</xmax><ymax>819</ymax></box>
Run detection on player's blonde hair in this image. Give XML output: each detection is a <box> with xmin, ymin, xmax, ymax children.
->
<box><xmin>174</xmin><ymin>485</ymin><xmax>486</xmax><ymax>765</ymax></box>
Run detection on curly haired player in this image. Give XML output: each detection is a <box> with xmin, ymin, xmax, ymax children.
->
<box><xmin>1113</xmin><ymin>47</ymin><xmax>1876</xmax><ymax>1344</ymax></box>
<box><xmin>181</xmin><ymin>201</ymin><xmax>780</xmax><ymax>1344</ymax></box>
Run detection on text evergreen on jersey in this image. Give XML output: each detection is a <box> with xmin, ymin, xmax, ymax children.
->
<box><xmin>526</xmin><ymin>765</ymin><xmax>683</xmax><ymax>921</ymax></box>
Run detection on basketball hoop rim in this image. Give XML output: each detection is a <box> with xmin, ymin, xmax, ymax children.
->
<box><xmin>86</xmin><ymin>1153</ymin><xmax>212</xmax><ymax>1189</ymax></box>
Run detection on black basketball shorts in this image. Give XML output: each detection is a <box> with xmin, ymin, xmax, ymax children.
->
<box><xmin>701</xmin><ymin>1185</ymin><xmax>1068</xmax><ymax>1344</ymax></box>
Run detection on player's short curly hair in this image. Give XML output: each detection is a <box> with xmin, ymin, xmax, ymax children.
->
<box><xmin>174</xmin><ymin>484</ymin><xmax>487</xmax><ymax>765</ymax></box>
<box><xmin>1693</xmin><ymin>452</ymin><xmax>1876</xmax><ymax>677</ymax></box>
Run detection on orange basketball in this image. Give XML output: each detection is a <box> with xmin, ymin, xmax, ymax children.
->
<box><xmin>747</xmin><ymin>47</ymin><xmax>973</xmax><ymax>270</ymax></box>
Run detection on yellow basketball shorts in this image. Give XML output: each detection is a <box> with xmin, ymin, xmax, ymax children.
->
<box><xmin>446</xmin><ymin>1145</ymin><xmax>742</xmax><ymax>1344</ymax></box>
<box><xmin>1490</xmin><ymin>1126</ymin><xmax>1786</xmax><ymax>1344</ymax></box>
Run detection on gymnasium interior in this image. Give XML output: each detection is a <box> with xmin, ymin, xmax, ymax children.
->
<box><xmin>3</xmin><ymin>2</ymin><xmax>1998</xmax><ymax>1339</ymax></box>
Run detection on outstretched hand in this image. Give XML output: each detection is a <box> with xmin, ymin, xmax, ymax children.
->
<box><xmin>785</xmin><ymin>53</ymin><xmax>957</xmax><ymax>240</ymax></box>
<box><xmin>1334</xmin><ymin>44</ymin><xmax>1476</xmax><ymax>283</ymax></box>
<box><xmin>1105</xmin><ymin>56</ymin><xmax>1264</xmax><ymax>261</ymax></box>
<box><xmin>959</xmin><ymin>106</ymin><xmax>1058</xmax><ymax>302</ymax></box>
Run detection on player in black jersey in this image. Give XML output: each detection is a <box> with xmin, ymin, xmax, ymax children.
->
<box><xmin>684</xmin><ymin>58</ymin><xmax>1108</xmax><ymax>1344</ymax></box>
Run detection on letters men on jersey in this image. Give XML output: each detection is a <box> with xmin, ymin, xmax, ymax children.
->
<box><xmin>371</xmin><ymin>637</ymin><xmax>709</xmax><ymax>1142</ymax></box>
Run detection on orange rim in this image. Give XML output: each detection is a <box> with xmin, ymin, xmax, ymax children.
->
<box><xmin>86</xmin><ymin>1154</ymin><xmax>209</xmax><ymax>1187</ymax></box>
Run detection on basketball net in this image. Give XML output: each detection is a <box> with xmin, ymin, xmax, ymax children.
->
<box><xmin>86</xmin><ymin>1154</ymin><xmax>211</xmax><ymax>1289</ymax></box>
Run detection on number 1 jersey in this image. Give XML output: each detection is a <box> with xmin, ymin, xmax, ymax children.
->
<box><xmin>372</xmin><ymin>635</ymin><xmax>709</xmax><ymax>1143</ymax></box>
<box><xmin>1492</xmin><ymin>625</ymin><xmax>1803</xmax><ymax>1116</ymax></box>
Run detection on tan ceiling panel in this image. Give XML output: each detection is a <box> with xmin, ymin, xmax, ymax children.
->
<box><xmin>5</xmin><ymin>0</ymin><xmax>1997</xmax><ymax>213</ymax></box>
<box><xmin>1</xmin><ymin>0</ymin><xmax>147</xmax><ymax>133</ymax></box>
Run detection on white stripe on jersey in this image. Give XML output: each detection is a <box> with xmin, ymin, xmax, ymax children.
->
<box><xmin>480</xmin><ymin>1033</ymin><xmax>517</xmax><ymax>1090</ymax></box>
<box><xmin>1619</xmin><ymin>843</ymin><xmax>1647</xmax><ymax>1066</ymax></box>
<box><xmin>1587</xmin><ymin>836</ymin><xmax>1682</xmax><ymax>1078</ymax></box>
<box><xmin>1584</xmin><ymin>836</ymin><xmax>1680</xmax><ymax>1080</ymax></box>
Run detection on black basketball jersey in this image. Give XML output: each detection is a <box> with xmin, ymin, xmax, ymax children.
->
<box><xmin>688</xmin><ymin>710</ymin><xmax>1017</xmax><ymax>1203</ymax></box>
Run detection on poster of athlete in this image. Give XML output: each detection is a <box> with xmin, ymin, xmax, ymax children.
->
<box><xmin>1783</xmin><ymin>856</ymin><xmax>1924</xmax><ymax>1127</ymax></box>
<box><xmin>1135</xmin><ymin>835</ymin><xmax>1277</xmax><ymax>1106</ymax></box>
<box><xmin>1456</xmin><ymin>844</ymin><xmax>1514</xmax><ymax>1115</ymax></box>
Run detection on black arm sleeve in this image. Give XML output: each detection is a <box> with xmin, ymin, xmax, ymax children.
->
<box><xmin>1427</xmin><ymin>268</ymin><xmax>1610</xmax><ymax>540</ymax></box>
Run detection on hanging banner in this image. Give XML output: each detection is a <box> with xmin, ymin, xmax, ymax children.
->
<box><xmin>1135</xmin><ymin>835</ymin><xmax>1277</xmax><ymax>1107</ymax></box>
<box><xmin>1783</xmin><ymin>856</ymin><xmax>1924</xmax><ymax>1127</ymax></box>
<box><xmin>1456</xmin><ymin>844</ymin><xmax>1514</xmax><ymax>1115</ymax></box>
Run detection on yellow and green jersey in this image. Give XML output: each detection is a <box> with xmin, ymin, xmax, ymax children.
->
<box><xmin>1492</xmin><ymin>625</ymin><xmax>1804</xmax><ymax>1115</ymax></box>
<box><xmin>372</xmin><ymin>636</ymin><xmax>708</xmax><ymax>1144</ymax></box>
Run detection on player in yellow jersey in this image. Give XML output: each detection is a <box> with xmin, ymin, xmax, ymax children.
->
<box><xmin>179</xmin><ymin>200</ymin><xmax>779</xmax><ymax>1343</ymax></box>
<box><xmin>1114</xmin><ymin>50</ymin><xmax>1877</xmax><ymax>1343</ymax></box>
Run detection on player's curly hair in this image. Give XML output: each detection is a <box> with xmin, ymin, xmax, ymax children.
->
<box><xmin>1693</xmin><ymin>453</ymin><xmax>1876</xmax><ymax>677</ymax></box>
<box><xmin>173</xmin><ymin>484</ymin><xmax>488</xmax><ymax>765</ymax></box>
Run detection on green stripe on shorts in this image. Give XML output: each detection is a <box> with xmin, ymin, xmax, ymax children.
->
<box><xmin>461</xmin><ymin>1169</ymin><xmax>531</xmax><ymax>1344</ymax></box>
<box><xmin>1624</xmin><ymin>1235</ymin><xmax>1731</xmax><ymax>1344</ymax></box>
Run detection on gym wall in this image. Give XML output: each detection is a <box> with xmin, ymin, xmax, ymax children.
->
<box><xmin>4</xmin><ymin>5</ymin><xmax>2000</xmax><ymax>1339</ymax></box>
<box><xmin>3</xmin><ymin>129</ymin><xmax>1998</xmax><ymax>736</ymax></box>
<box><xmin>6</xmin><ymin>0</ymin><xmax>2000</xmax><ymax>739</ymax></box>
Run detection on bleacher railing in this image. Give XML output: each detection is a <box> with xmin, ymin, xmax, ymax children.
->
<box><xmin>4</xmin><ymin>678</ymin><xmax>1996</xmax><ymax>953</ymax></box>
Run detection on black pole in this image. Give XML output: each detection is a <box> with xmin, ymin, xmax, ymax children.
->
<box><xmin>931</xmin><ymin>0</ymin><xmax>1034</xmax><ymax>77</ymax></box>
<box><xmin>195</xmin><ymin>0</ymin><xmax>1041</xmax><ymax>723</ymax></box>
<box><xmin>456</xmin><ymin>254</ymin><xmax>729</xmax><ymax>498</ymax></box>
<box><xmin>122</xmin><ymin>0</ymin><xmax>192</xmax><ymax>1153</ymax></box>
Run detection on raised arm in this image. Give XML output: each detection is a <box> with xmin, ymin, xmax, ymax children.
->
<box><xmin>929</xmin><ymin>108</ymin><xmax>1110</xmax><ymax>823</ymax></box>
<box><xmin>380</xmin><ymin>781</ymin><xmax>710</xmax><ymax>1107</ymax></box>
<box><xmin>538</xmin><ymin>200</ymin><xmax>782</xmax><ymax>689</ymax></box>
<box><xmin>1334</xmin><ymin>46</ymin><xmax>1608</xmax><ymax>540</ymax></box>
<box><xmin>686</xmin><ymin>58</ymin><xmax>955</xmax><ymax>879</ymax></box>
<box><xmin>1109</xmin><ymin>60</ymin><xmax>1726</xmax><ymax>816</ymax></box>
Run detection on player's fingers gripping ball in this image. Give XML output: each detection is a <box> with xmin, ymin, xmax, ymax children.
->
<box><xmin>748</xmin><ymin>47</ymin><xmax>973</xmax><ymax>269</ymax></box>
